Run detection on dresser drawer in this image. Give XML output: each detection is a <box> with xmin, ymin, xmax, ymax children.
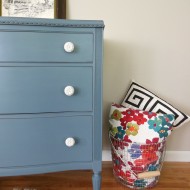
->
<box><xmin>0</xmin><ymin>31</ymin><xmax>93</xmax><ymax>63</ymax></box>
<box><xmin>0</xmin><ymin>67</ymin><xmax>92</xmax><ymax>114</ymax></box>
<box><xmin>0</xmin><ymin>115</ymin><xmax>92</xmax><ymax>167</ymax></box>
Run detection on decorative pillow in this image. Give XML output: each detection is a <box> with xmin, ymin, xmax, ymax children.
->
<box><xmin>109</xmin><ymin>103</ymin><xmax>175</xmax><ymax>143</ymax></box>
<box><xmin>121</xmin><ymin>81</ymin><xmax>190</xmax><ymax>128</ymax></box>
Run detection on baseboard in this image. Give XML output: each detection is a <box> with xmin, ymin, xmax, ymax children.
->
<box><xmin>164</xmin><ymin>151</ymin><xmax>190</xmax><ymax>162</ymax></box>
<box><xmin>102</xmin><ymin>150</ymin><xmax>190</xmax><ymax>162</ymax></box>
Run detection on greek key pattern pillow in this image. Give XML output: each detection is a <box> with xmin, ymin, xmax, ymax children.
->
<box><xmin>121</xmin><ymin>82</ymin><xmax>190</xmax><ymax>128</ymax></box>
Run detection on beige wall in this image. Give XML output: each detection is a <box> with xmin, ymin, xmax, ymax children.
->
<box><xmin>67</xmin><ymin>0</ymin><xmax>190</xmax><ymax>151</ymax></box>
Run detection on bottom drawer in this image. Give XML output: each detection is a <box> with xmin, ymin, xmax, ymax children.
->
<box><xmin>0</xmin><ymin>115</ymin><xmax>92</xmax><ymax>167</ymax></box>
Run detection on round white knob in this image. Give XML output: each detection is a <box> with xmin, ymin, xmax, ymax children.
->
<box><xmin>64</xmin><ymin>86</ymin><xmax>75</xmax><ymax>96</ymax></box>
<box><xmin>64</xmin><ymin>42</ymin><xmax>75</xmax><ymax>53</ymax></box>
<box><xmin>65</xmin><ymin>137</ymin><xmax>75</xmax><ymax>147</ymax></box>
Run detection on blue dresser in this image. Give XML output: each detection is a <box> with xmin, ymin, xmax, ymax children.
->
<box><xmin>0</xmin><ymin>17</ymin><xmax>104</xmax><ymax>190</ymax></box>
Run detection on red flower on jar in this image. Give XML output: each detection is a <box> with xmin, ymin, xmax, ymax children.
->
<box><xmin>120</xmin><ymin>116</ymin><xmax>133</xmax><ymax>129</ymax></box>
<box><xmin>122</xmin><ymin>109</ymin><xmax>135</xmax><ymax>117</ymax></box>
<box><xmin>133</xmin><ymin>113</ymin><xmax>147</xmax><ymax>125</ymax></box>
<box><xmin>128</xmin><ymin>161</ymin><xmax>145</xmax><ymax>174</ymax></box>
<box><xmin>142</xmin><ymin>151</ymin><xmax>158</xmax><ymax>165</ymax></box>
<box><xmin>120</xmin><ymin>170</ymin><xmax>136</xmax><ymax>185</ymax></box>
<box><xmin>140</xmin><ymin>144</ymin><xmax>159</xmax><ymax>153</ymax></box>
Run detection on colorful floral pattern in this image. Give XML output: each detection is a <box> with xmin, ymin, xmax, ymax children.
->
<box><xmin>110</xmin><ymin>134</ymin><xmax>166</xmax><ymax>189</ymax></box>
<box><xmin>109</xmin><ymin>103</ymin><xmax>174</xmax><ymax>189</ymax></box>
<box><xmin>109</xmin><ymin>103</ymin><xmax>175</xmax><ymax>143</ymax></box>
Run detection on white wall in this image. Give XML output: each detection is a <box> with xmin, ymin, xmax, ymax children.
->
<box><xmin>67</xmin><ymin>0</ymin><xmax>190</xmax><ymax>153</ymax></box>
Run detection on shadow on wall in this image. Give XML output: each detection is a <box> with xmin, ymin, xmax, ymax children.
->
<box><xmin>102</xmin><ymin>39</ymin><xmax>156</xmax><ymax>150</ymax></box>
<box><xmin>103</xmin><ymin>39</ymin><xmax>130</xmax><ymax>150</ymax></box>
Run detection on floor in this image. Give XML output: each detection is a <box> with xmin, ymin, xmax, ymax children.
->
<box><xmin>0</xmin><ymin>162</ymin><xmax>189</xmax><ymax>190</ymax></box>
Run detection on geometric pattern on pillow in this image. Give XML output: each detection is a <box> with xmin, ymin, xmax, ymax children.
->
<box><xmin>121</xmin><ymin>81</ymin><xmax>190</xmax><ymax>128</ymax></box>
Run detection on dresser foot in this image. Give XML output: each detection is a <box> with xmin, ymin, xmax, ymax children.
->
<box><xmin>92</xmin><ymin>172</ymin><xmax>101</xmax><ymax>190</ymax></box>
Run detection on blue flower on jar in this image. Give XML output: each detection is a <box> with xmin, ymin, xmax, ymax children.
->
<box><xmin>148</xmin><ymin>164</ymin><xmax>159</xmax><ymax>171</ymax></box>
<box><xmin>128</xmin><ymin>143</ymin><xmax>142</xmax><ymax>159</ymax></box>
<box><xmin>148</xmin><ymin>117</ymin><xmax>162</xmax><ymax>132</ymax></box>
<box><xmin>158</xmin><ymin>126</ymin><xmax>169</xmax><ymax>138</ymax></box>
<box><xmin>159</xmin><ymin>114</ymin><xmax>174</xmax><ymax>127</ymax></box>
<box><xmin>134</xmin><ymin>179</ymin><xmax>147</xmax><ymax>188</ymax></box>
<box><xmin>115</xmin><ymin>126</ymin><xmax>125</xmax><ymax>140</ymax></box>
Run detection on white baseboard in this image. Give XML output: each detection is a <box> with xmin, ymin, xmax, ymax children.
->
<box><xmin>164</xmin><ymin>151</ymin><xmax>190</xmax><ymax>162</ymax></box>
<box><xmin>102</xmin><ymin>150</ymin><xmax>190</xmax><ymax>162</ymax></box>
<box><xmin>102</xmin><ymin>150</ymin><xmax>112</xmax><ymax>161</ymax></box>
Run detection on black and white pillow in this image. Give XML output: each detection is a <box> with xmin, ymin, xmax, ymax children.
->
<box><xmin>121</xmin><ymin>81</ymin><xmax>190</xmax><ymax>128</ymax></box>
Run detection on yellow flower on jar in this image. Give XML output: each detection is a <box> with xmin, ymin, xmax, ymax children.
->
<box><xmin>126</xmin><ymin>123</ymin><xmax>139</xmax><ymax>136</ymax></box>
<box><xmin>111</xmin><ymin>109</ymin><xmax>122</xmax><ymax>121</ymax></box>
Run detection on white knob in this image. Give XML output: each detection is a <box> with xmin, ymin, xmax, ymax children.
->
<box><xmin>64</xmin><ymin>86</ymin><xmax>75</xmax><ymax>96</ymax></box>
<box><xmin>65</xmin><ymin>137</ymin><xmax>75</xmax><ymax>147</ymax></box>
<box><xmin>64</xmin><ymin>42</ymin><xmax>75</xmax><ymax>53</ymax></box>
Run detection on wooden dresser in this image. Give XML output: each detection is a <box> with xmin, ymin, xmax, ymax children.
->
<box><xmin>0</xmin><ymin>17</ymin><xmax>104</xmax><ymax>190</ymax></box>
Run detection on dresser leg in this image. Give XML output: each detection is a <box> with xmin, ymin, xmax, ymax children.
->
<box><xmin>92</xmin><ymin>172</ymin><xmax>101</xmax><ymax>190</ymax></box>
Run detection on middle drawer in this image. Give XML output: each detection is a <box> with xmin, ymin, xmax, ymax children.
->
<box><xmin>0</xmin><ymin>66</ymin><xmax>92</xmax><ymax>114</ymax></box>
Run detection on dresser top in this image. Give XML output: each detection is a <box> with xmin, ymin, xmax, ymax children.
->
<box><xmin>0</xmin><ymin>17</ymin><xmax>104</xmax><ymax>28</ymax></box>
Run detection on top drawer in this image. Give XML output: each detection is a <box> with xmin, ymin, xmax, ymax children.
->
<box><xmin>0</xmin><ymin>31</ymin><xmax>93</xmax><ymax>63</ymax></box>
